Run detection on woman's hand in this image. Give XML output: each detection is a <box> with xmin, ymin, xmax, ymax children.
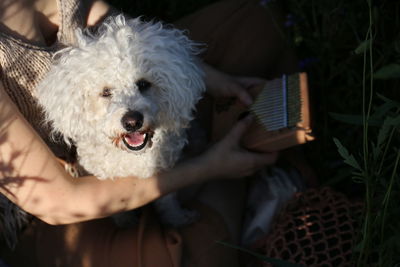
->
<box><xmin>201</xmin><ymin>115</ymin><xmax>278</xmax><ymax>179</ymax></box>
<box><xmin>202</xmin><ymin>63</ymin><xmax>265</xmax><ymax>106</ymax></box>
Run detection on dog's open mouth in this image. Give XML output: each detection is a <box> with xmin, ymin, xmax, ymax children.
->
<box><xmin>122</xmin><ymin>131</ymin><xmax>153</xmax><ymax>151</ymax></box>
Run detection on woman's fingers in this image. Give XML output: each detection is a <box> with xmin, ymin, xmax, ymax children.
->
<box><xmin>207</xmin><ymin>116</ymin><xmax>278</xmax><ymax>178</ymax></box>
<box><xmin>232</xmin><ymin>76</ymin><xmax>266</xmax><ymax>106</ymax></box>
<box><xmin>233</xmin><ymin>85</ymin><xmax>253</xmax><ymax>106</ymax></box>
<box><xmin>225</xmin><ymin>115</ymin><xmax>253</xmax><ymax>142</ymax></box>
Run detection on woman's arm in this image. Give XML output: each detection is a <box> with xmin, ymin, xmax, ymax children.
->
<box><xmin>86</xmin><ymin>0</ymin><xmax>112</xmax><ymax>27</ymax></box>
<box><xmin>0</xmin><ymin>82</ymin><xmax>276</xmax><ymax>225</ymax></box>
<box><xmin>0</xmin><ymin>82</ymin><xmax>163</xmax><ymax>224</ymax></box>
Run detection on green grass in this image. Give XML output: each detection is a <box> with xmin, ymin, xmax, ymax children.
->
<box><xmin>281</xmin><ymin>0</ymin><xmax>400</xmax><ymax>265</ymax></box>
<box><xmin>108</xmin><ymin>0</ymin><xmax>400</xmax><ymax>265</ymax></box>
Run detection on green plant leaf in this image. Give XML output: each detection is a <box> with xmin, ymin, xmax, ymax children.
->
<box><xmin>372</xmin><ymin>141</ymin><xmax>380</xmax><ymax>162</ymax></box>
<box><xmin>353</xmin><ymin>241</ymin><xmax>363</xmax><ymax>252</ymax></box>
<box><xmin>377</xmin><ymin>94</ymin><xmax>400</xmax><ymax>107</ymax></box>
<box><xmin>371</xmin><ymin>100</ymin><xmax>399</xmax><ymax>119</ymax></box>
<box><xmin>352</xmin><ymin>176</ymin><xmax>365</xmax><ymax>183</ymax></box>
<box><xmin>333</xmin><ymin>138</ymin><xmax>362</xmax><ymax>171</ymax></box>
<box><xmin>373</xmin><ymin>116</ymin><xmax>394</xmax><ymax>162</ymax></box>
<box><xmin>374</xmin><ymin>64</ymin><xmax>400</xmax><ymax>80</ymax></box>
<box><xmin>329</xmin><ymin>112</ymin><xmax>381</xmax><ymax>126</ymax></box>
<box><xmin>377</xmin><ymin>117</ymin><xmax>393</xmax><ymax>149</ymax></box>
<box><xmin>354</xmin><ymin>39</ymin><xmax>371</xmax><ymax>54</ymax></box>
<box><xmin>387</xmin><ymin>115</ymin><xmax>400</xmax><ymax>127</ymax></box>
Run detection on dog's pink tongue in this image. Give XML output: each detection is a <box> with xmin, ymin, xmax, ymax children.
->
<box><xmin>124</xmin><ymin>132</ymin><xmax>145</xmax><ymax>146</ymax></box>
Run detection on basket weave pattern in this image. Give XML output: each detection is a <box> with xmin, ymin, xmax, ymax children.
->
<box><xmin>253</xmin><ymin>187</ymin><xmax>363</xmax><ymax>267</ymax></box>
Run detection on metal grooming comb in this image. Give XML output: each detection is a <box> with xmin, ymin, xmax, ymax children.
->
<box><xmin>212</xmin><ymin>72</ymin><xmax>314</xmax><ymax>152</ymax></box>
<box><xmin>250</xmin><ymin>74</ymin><xmax>302</xmax><ymax>131</ymax></box>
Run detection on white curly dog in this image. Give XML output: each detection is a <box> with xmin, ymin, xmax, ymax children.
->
<box><xmin>37</xmin><ymin>15</ymin><xmax>206</xmax><ymax>226</ymax></box>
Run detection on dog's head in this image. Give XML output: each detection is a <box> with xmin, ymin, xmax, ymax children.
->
<box><xmin>37</xmin><ymin>15</ymin><xmax>205</xmax><ymax>154</ymax></box>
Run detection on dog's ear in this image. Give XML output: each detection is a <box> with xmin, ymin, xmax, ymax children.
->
<box><xmin>156</xmin><ymin>58</ymin><xmax>205</xmax><ymax>130</ymax></box>
<box><xmin>36</xmin><ymin>47</ymin><xmax>89</xmax><ymax>144</ymax></box>
<box><xmin>125</xmin><ymin>18</ymin><xmax>207</xmax><ymax>130</ymax></box>
<box><xmin>159</xmin><ymin>31</ymin><xmax>206</xmax><ymax>129</ymax></box>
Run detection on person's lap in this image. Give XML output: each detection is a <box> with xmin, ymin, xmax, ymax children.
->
<box><xmin>1</xmin><ymin>202</ymin><xmax>234</xmax><ymax>267</ymax></box>
<box><xmin>1</xmin><ymin>1</ymin><xmax>297</xmax><ymax>266</ymax></box>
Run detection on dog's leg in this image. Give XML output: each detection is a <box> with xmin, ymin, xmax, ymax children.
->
<box><xmin>154</xmin><ymin>193</ymin><xmax>199</xmax><ymax>227</ymax></box>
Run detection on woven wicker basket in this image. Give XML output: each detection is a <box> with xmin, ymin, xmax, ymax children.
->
<box><xmin>252</xmin><ymin>187</ymin><xmax>363</xmax><ymax>267</ymax></box>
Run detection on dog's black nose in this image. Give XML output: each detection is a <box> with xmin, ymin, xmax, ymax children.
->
<box><xmin>121</xmin><ymin>111</ymin><xmax>144</xmax><ymax>132</ymax></box>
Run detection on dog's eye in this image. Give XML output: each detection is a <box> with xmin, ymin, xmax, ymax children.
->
<box><xmin>101</xmin><ymin>87</ymin><xmax>112</xmax><ymax>98</ymax></box>
<box><xmin>136</xmin><ymin>79</ymin><xmax>151</xmax><ymax>93</ymax></box>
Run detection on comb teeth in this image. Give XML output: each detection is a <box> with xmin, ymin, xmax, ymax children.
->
<box><xmin>250</xmin><ymin>73</ymin><xmax>302</xmax><ymax>131</ymax></box>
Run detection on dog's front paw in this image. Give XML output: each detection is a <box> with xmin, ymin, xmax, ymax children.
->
<box><xmin>155</xmin><ymin>193</ymin><xmax>200</xmax><ymax>228</ymax></box>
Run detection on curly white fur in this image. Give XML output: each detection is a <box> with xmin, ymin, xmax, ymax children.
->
<box><xmin>37</xmin><ymin>15</ymin><xmax>205</xmax><ymax>179</ymax></box>
<box><xmin>37</xmin><ymin>15</ymin><xmax>205</xmax><ymax>226</ymax></box>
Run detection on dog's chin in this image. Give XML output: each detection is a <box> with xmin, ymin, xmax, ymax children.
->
<box><xmin>122</xmin><ymin>131</ymin><xmax>153</xmax><ymax>152</ymax></box>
